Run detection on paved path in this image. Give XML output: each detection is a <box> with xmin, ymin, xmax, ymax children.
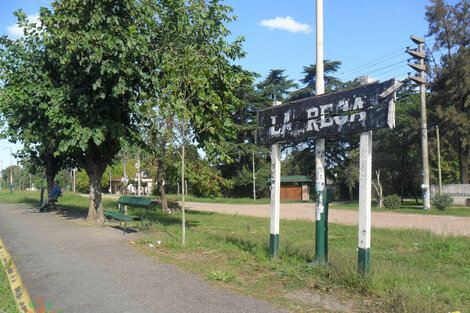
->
<box><xmin>184</xmin><ymin>202</ymin><xmax>470</xmax><ymax>237</ymax></box>
<box><xmin>0</xmin><ymin>203</ymin><xmax>285</xmax><ymax>313</ymax></box>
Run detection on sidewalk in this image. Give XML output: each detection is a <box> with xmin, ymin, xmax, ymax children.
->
<box><xmin>0</xmin><ymin>203</ymin><xmax>285</xmax><ymax>313</ymax></box>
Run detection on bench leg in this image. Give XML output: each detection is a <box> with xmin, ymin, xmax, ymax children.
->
<box><xmin>102</xmin><ymin>216</ymin><xmax>106</xmax><ymax>228</ymax></box>
<box><xmin>123</xmin><ymin>221</ymin><xmax>127</xmax><ymax>235</ymax></box>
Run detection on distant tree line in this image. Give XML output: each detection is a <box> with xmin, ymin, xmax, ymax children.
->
<box><xmin>0</xmin><ymin>0</ymin><xmax>467</xmax><ymax>213</ymax></box>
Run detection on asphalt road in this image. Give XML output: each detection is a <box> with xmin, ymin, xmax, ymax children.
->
<box><xmin>0</xmin><ymin>203</ymin><xmax>285</xmax><ymax>313</ymax></box>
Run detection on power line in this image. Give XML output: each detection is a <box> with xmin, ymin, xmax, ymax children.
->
<box><xmin>339</xmin><ymin>53</ymin><xmax>407</xmax><ymax>80</ymax></box>
<box><xmin>337</xmin><ymin>40</ymin><xmax>445</xmax><ymax>82</ymax></box>
<box><xmin>339</xmin><ymin>46</ymin><xmax>407</xmax><ymax>77</ymax></box>
<box><xmin>340</xmin><ymin>59</ymin><xmax>408</xmax><ymax>81</ymax></box>
<box><xmin>338</xmin><ymin>39</ymin><xmax>438</xmax><ymax>77</ymax></box>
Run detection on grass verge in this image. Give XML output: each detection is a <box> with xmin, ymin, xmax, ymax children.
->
<box><xmin>0</xmin><ymin>260</ymin><xmax>22</xmax><ymax>313</ymax></box>
<box><xmin>1</xmin><ymin>190</ymin><xmax>469</xmax><ymax>312</ymax></box>
<box><xmin>136</xmin><ymin>210</ymin><xmax>470</xmax><ymax>313</ymax></box>
<box><xmin>331</xmin><ymin>200</ymin><xmax>470</xmax><ymax>217</ymax></box>
<box><xmin>165</xmin><ymin>194</ymin><xmax>306</xmax><ymax>205</ymax></box>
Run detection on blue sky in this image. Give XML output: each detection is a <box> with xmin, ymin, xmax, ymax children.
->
<box><xmin>0</xmin><ymin>0</ymin><xmax>442</xmax><ymax>170</ymax></box>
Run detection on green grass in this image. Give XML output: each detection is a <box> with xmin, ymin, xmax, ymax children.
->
<box><xmin>331</xmin><ymin>200</ymin><xmax>470</xmax><ymax>217</ymax></box>
<box><xmin>165</xmin><ymin>194</ymin><xmax>306</xmax><ymax>204</ymax></box>
<box><xmin>0</xmin><ymin>261</ymin><xmax>22</xmax><ymax>313</ymax></box>
<box><xmin>1</xmin><ymin>190</ymin><xmax>469</xmax><ymax>312</ymax></box>
<box><xmin>136</xmin><ymin>209</ymin><xmax>470</xmax><ymax>312</ymax></box>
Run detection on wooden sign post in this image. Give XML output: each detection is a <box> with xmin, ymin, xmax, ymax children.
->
<box><xmin>257</xmin><ymin>79</ymin><xmax>402</xmax><ymax>272</ymax></box>
<box><xmin>270</xmin><ymin>100</ymin><xmax>282</xmax><ymax>258</ymax></box>
<box><xmin>315</xmin><ymin>0</ymin><xmax>327</xmax><ymax>265</ymax></box>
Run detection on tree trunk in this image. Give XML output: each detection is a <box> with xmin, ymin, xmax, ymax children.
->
<box><xmin>157</xmin><ymin>160</ymin><xmax>171</xmax><ymax>214</ymax></box>
<box><xmin>45</xmin><ymin>154</ymin><xmax>58</xmax><ymax>193</ymax></box>
<box><xmin>372</xmin><ymin>170</ymin><xmax>384</xmax><ymax>208</ymax></box>
<box><xmin>458</xmin><ymin>141</ymin><xmax>469</xmax><ymax>184</ymax></box>
<box><xmin>372</xmin><ymin>170</ymin><xmax>383</xmax><ymax>208</ymax></box>
<box><xmin>157</xmin><ymin>171</ymin><xmax>170</xmax><ymax>214</ymax></box>
<box><xmin>84</xmin><ymin>159</ymin><xmax>107</xmax><ymax>222</ymax></box>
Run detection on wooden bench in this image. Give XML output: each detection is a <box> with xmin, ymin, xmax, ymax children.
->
<box><xmin>40</xmin><ymin>193</ymin><xmax>62</xmax><ymax>212</ymax></box>
<box><xmin>102</xmin><ymin>196</ymin><xmax>154</xmax><ymax>234</ymax></box>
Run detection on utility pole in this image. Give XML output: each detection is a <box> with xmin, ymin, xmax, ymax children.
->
<box><xmin>73</xmin><ymin>168</ymin><xmax>77</xmax><ymax>192</ymax></box>
<box><xmin>108</xmin><ymin>170</ymin><xmax>112</xmax><ymax>194</ymax></box>
<box><xmin>358</xmin><ymin>76</ymin><xmax>374</xmax><ymax>275</ymax></box>
<box><xmin>123</xmin><ymin>152</ymin><xmax>127</xmax><ymax>195</ymax></box>
<box><xmin>137</xmin><ymin>153</ymin><xmax>141</xmax><ymax>197</ymax></box>
<box><xmin>269</xmin><ymin>100</ymin><xmax>282</xmax><ymax>258</ymax></box>
<box><xmin>436</xmin><ymin>126</ymin><xmax>442</xmax><ymax>195</ymax></box>
<box><xmin>181</xmin><ymin>119</ymin><xmax>186</xmax><ymax>245</ymax></box>
<box><xmin>314</xmin><ymin>0</ymin><xmax>327</xmax><ymax>265</ymax></box>
<box><xmin>252</xmin><ymin>151</ymin><xmax>256</xmax><ymax>201</ymax></box>
<box><xmin>407</xmin><ymin>36</ymin><xmax>430</xmax><ymax>210</ymax></box>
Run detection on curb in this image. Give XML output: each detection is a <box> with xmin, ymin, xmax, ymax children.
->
<box><xmin>0</xmin><ymin>235</ymin><xmax>36</xmax><ymax>313</ymax></box>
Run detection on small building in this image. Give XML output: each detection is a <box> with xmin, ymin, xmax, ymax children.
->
<box><xmin>110</xmin><ymin>176</ymin><xmax>153</xmax><ymax>195</ymax></box>
<box><xmin>267</xmin><ymin>175</ymin><xmax>313</xmax><ymax>201</ymax></box>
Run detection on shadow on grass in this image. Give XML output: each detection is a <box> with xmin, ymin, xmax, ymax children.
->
<box><xmin>55</xmin><ymin>205</ymin><xmax>88</xmax><ymax>220</ymax></box>
<box><xmin>109</xmin><ymin>225</ymin><xmax>139</xmax><ymax>234</ymax></box>
<box><xmin>13</xmin><ymin>197</ymin><xmax>42</xmax><ymax>207</ymax></box>
<box><xmin>149</xmin><ymin>213</ymin><xmax>199</xmax><ymax>228</ymax></box>
<box><xmin>222</xmin><ymin>235</ymin><xmax>268</xmax><ymax>254</ymax></box>
<box><xmin>216</xmin><ymin>234</ymin><xmax>313</xmax><ymax>263</ymax></box>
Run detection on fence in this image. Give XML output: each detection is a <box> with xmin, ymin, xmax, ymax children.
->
<box><xmin>430</xmin><ymin>184</ymin><xmax>470</xmax><ymax>206</ymax></box>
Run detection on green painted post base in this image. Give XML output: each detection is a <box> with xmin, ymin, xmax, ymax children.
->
<box><xmin>314</xmin><ymin>189</ymin><xmax>328</xmax><ymax>265</ymax></box>
<box><xmin>358</xmin><ymin>247</ymin><xmax>370</xmax><ymax>274</ymax></box>
<box><xmin>269</xmin><ymin>234</ymin><xmax>279</xmax><ymax>258</ymax></box>
<box><xmin>315</xmin><ymin>218</ymin><xmax>327</xmax><ymax>264</ymax></box>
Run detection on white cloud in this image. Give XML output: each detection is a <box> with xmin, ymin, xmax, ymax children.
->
<box><xmin>260</xmin><ymin>16</ymin><xmax>312</xmax><ymax>34</ymax></box>
<box><xmin>7</xmin><ymin>14</ymin><xmax>40</xmax><ymax>38</ymax></box>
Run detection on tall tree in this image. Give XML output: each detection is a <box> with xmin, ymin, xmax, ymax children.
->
<box><xmin>37</xmin><ymin>0</ymin><xmax>160</xmax><ymax>220</ymax></box>
<box><xmin>138</xmin><ymin>0</ymin><xmax>251</xmax><ymax>205</ymax></box>
<box><xmin>373</xmin><ymin>82</ymin><xmax>422</xmax><ymax>201</ymax></box>
<box><xmin>426</xmin><ymin>0</ymin><xmax>469</xmax><ymax>58</ymax></box>
<box><xmin>426</xmin><ymin>0</ymin><xmax>470</xmax><ymax>183</ymax></box>
<box><xmin>216</xmin><ymin>71</ymin><xmax>272</xmax><ymax>198</ymax></box>
<box><xmin>289</xmin><ymin>60</ymin><xmax>350</xmax><ymax>100</ymax></box>
<box><xmin>0</xmin><ymin>12</ymin><xmax>72</xmax><ymax>192</ymax></box>
<box><xmin>429</xmin><ymin>47</ymin><xmax>470</xmax><ymax>183</ymax></box>
<box><xmin>257</xmin><ymin>69</ymin><xmax>298</xmax><ymax>101</ymax></box>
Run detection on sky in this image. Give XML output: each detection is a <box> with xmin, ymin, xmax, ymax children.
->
<box><xmin>0</xmin><ymin>0</ymin><xmax>443</xmax><ymax>170</ymax></box>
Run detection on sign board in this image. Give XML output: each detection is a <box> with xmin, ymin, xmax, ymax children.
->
<box><xmin>256</xmin><ymin>79</ymin><xmax>402</xmax><ymax>145</ymax></box>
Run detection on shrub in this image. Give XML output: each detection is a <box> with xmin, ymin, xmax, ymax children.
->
<box><xmin>431</xmin><ymin>193</ymin><xmax>453</xmax><ymax>211</ymax></box>
<box><xmin>383</xmin><ymin>194</ymin><xmax>401</xmax><ymax>210</ymax></box>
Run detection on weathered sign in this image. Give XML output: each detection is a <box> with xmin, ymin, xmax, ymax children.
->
<box><xmin>256</xmin><ymin>79</ymin><xmax>402</xmax><ymax>145</ymax></box>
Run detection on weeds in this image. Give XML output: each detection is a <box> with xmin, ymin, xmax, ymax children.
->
<box><xmin>206</xmin><ymin>270</ymin><xmax>237</xmax><ymax>282</ymax></box>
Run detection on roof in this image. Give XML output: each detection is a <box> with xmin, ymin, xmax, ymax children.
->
<box><xmin>266</xmin><ymin>175</ymin><xmax>313</xmax><ymax>183</ymax></box>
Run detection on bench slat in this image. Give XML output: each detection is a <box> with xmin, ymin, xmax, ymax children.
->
<box><xmin>104</xmin><ymin>211</ymin><xmax>141</xmax><ymax>222</ymax></box>
<box><xmin>118</xmin><ymin>196</ymin><xmax>152</xmax><ymax>207</ymax></box>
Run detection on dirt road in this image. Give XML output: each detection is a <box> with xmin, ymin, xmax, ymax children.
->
<box><xmin>184</xmin><ymin>202</ymin><xmax>470</xmax><ymax>237</ymax></box>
